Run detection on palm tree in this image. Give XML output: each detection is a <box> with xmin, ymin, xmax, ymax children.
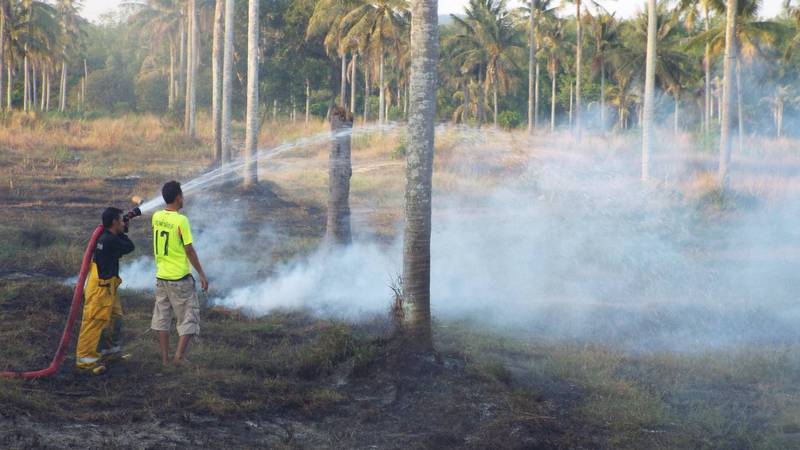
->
<box><xmin>718</xmin><ymin>0</ymin><xmax>737</xmax><ymax>182</ymax></box>
<box><xmin>680</xmin><ymin>0</ymin><xmax>714</xmax><ymax>136</ymax></box>
<box><xmin>55</xmin><ymin>0</ymin><xmax>82</xmax><ymax>112</ymax></box>
<box><xmin>183</xmin><ymin>0</ymin><xmax>197</xmax><ymax>136</ymax></box>
<box><xmin>562</xmin><ymin>0</ymin><xmax>587</xmax><ymax>136</ymax></box>
<box><xmin>521</xmin><ymin>0</ymin><xmax>556</xmax><ymax>133</ymax></box>
<box><xmin>221</xmin><ymin>0</ymin><xmax>234</xmax><ymax>163</ymax></box>
<box><xmin>588</xmin><ymin>11</ymin><xmax>618</xmax><ymax>131</ymax></box>
<box><xmin>307</xmin><ymin>0</ymin><xmax>362</xmax><ymax>109</ymax></box>
<box><xmin>403</xmin><ymin>0</ymin><xmax>437</xmax><ymax>350</ymax></box>
<box><xmin>540</xmin><ymin>17</ymin><xmax>564</xmax><ymax>131</ymax></box>
<box><xmin>451</xmin><ymin>0</ymin><xmax>522</xmax><ymax>128</ymax></box>
<box><xmin>641</xmin><ymin>0</ymin><xmax>657</xmax><ymax>181</ymax></box>
<box><xmin>243</xmin><ymin>0</ymin><xmax>259</xmax><ymax>187</ymax></box>
<box><xmin>340</xmin><ymin>0</ymin><xmax>408</xmax><ymax>124</ymax></box>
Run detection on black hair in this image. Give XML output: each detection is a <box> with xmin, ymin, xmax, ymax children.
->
<box><xmin>102</xmin><ymin>207</ymin><xmax>123</xmax><ymax>229</ymax></box>
<box><xmin>162</xmin><ymin>180</ymin><xmax>183</xmax><ymax>204</ymax></box>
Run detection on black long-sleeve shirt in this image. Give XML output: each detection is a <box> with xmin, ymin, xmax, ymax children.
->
<box><xmin>93</xmin><ymin>230</ymin><xmax>135</xmax><ymax>279</ymax></box>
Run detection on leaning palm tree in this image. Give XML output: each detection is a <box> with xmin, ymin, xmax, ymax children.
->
<box><xmin>403</xmin><ymin>0</ymin><xmax>437</xmax><ymax>350</ymax></box>
<box><xmin>641</xmin><ymin>0</ymin><xmax>657</xmax><ymax>181</ymax></box>
<box><xmin>243</xmin><ymin>0</ymin><xmax>259</xmax><ymax>187</ymax></box>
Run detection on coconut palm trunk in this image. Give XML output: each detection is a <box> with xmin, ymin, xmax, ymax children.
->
<box><xmin>40</xmin><ymin>65</ymin><xmax>45</xmax><ymax>111</ymax></box>
<box><xmin>736</xmin><ymin>58</ymin><xmax>743</xmax><ymax>153</ymax></box>
<box><xmin>550</xmin><ymin>64</ymin><xmax>556</xmax><ymax>132</ymax></box>
<box><xmin>492</xmin><ymin>73</ymin><xmax>498</xmax><ymax>127</ymax></box>
<box><xmin>168</xmin><ymin>39</ymin><xmax>175</xmax><ymax>111</ymax></box>
<box><xmin>326</xmin><ymin>107</ymin><xmax>353</xmax><ymax>245</ymax></box>
<box><xmin>704</xmin><ymin>7</ymin><xmax>711</xmax><ymax>136</ymax></box>
<box><xmin>718</xmin><ymin>0</ymin><xmax>737</xmax><ymax>182</ymax></box>
<box><xmin>674</xmin><ymin>94</ymin><xmax>680</xmax><ymax>134</ymax></box>
<box><xmin>0</xmin><ymin>8</ymin><xmax>4</xmax><ymax>111</ymax></box>
<box><xmin>221</xmin><ymin>0</ymin><xmax>235</xmax><ymax>163</ymax></box>
<box><xmin>350</xmin><ymin>52</ymin><xmax>357</xmax><ymax>113</ymax></box>
<box><xmin>23</xmin><ymin>54</ymin><xmax>28</xmax><ymax>112</ymax></box>
<box><xmin>6</xmin><ymin>66</ymin><xmax>11</xmax><ymax>110</ymax></box>
<box><xmin>600</xmin><ymin>60</ymin><xmax>605</xmax><ymax>130</ymax></box>
<box><xmin>574</xmin><ymin>0</ymin><xmax>582</xmax><ymax>138</ymax></box>
<box><xmin>477</xmin><ymin>67</ymin><xmax>485</xmax><ymax>126</ymax></box>
<box><xmin>178</xmin><ymin>16</ymin><xmax>185</xmax><ymax>101</ymax></box>
<box><xmin>340</xmin><ymin>52</ymin><xmax>347</xmax><ymax>107</ymax></box>
<box><xmin>211</xmin><ymin>0</ymin><xmax>224</xmax><ymax>163</ymax></box>
<box><xmin>403</xmin><ymin>0</ymin><xmax>438</xmax><ymax>350</ymax></box>
<box><xmin>59</xmin><ymin>59</ymin><xmax>66</xmax><ymax>112</ymax></box>
<box><xmin>364</xmin><ymin>61</ymin><xmax>370</xmax><ymax>122</ymax></box>
<box><xmin>184</xmin><ymin>0</ymin><xmax>197</xmax><ymax>137</ymax></box>
<box><xmin>527</xmin><ymin>0</ymin><xmax>536</xmax><ymax>133</ymax></box>
<box><xmin>641</xmin><ymin>0</ymin><xmax>656</xmax><ymax>181</ymax></box>
<box><xmin>306</xmin><ymin>78</ymin><xmax>310</xmax><ymax>124</ymax></box>
<box><xmin>379</xmin><ymin>51</ymin><xmax>385</xmax><ymax>125</ymax></box>
<box><xmin>243</xmin><ymin>0</ymin><xmax>259</xmax><ymax>187</ymax></box>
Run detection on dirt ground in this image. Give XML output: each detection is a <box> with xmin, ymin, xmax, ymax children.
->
<box><xmin>2</xmin><ymin>115</ymin><xmax>800</xmax><ymax>449</ymax></box>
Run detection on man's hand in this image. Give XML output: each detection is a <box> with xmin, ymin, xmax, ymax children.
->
<box><xmin>199</xmin><ymin>274</ymin><xmax>209</xmax><ymax>292</ymax></box>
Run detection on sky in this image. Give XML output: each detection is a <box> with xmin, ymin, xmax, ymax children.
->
<box><xmin>81</xmin><ymin>0</ymin><xmax>786</xmax><ymax>23</ymax></box>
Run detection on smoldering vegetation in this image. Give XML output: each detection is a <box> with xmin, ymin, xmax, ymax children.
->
<box><xmin>121</xmin><ymin>127</ymin><xmax>800</xmax><ymax>353</ymax></box>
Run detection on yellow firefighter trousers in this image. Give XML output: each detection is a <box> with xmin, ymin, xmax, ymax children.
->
<box><xmin>76</xmin><ymin>262</ymin><xmax>123</xmax><ymax>369</ymax></box>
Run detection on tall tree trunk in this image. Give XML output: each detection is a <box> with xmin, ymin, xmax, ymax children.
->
<box><xmin>674</xmin><ymin>94</ymin><xmax>679</xmax><ymax>134</ymax></box>
<box><xmin>169</xmin><ymin>39</ymin><xmax>175</xmax><ymax>111</ymax></box>
<box><xmin>326</xmin><ymin>107</ymin><xmax>353</xmax><ymax>245</ymax></box>
<box><xmin>364</xmin><ymin>62</ymin><xmax>370</xmax><ymax>122</ymax></box>
<box><xmin>32</xmin><ymin>62</ymin><xmax>37</xmax><ymax>111</ymax></box>
<box><xmin>600</xmin><ymin>59</ymin><xmax>605</xmax><ymax>131</ymax></box>
<box><xmin>40</xmin><ymin>64</ymin><xmax>45</xmax><ymax>111</ymax></box>
<box><xmin>273</xmin><ymin>99</ymin><xmax>277</xmax><ymax>121</ymax></box>
<box><xmin>777</xmin><ymin>102</ymin><xmax>783</xmax><ymax>138</ymax></box>
<box><xmin>243</xmin><ymin>0</ymin><xmax>259</xmax><ymax>188</ymax></box>
<box><xmin>46</xmin><ymin>71</ymin><xmax>51</xmax><ymax>111</ymax></box>
<box><xmin>0</xmin><ymin>9</ymin><xmax>4</xmax><ymax>112</ymax></box>
<box><xmin>178</xmin><ymin>16</ymin><xmax>186</xmax><ymax>102</ymax></box>
<box><xmin>534</xmin><ymin>61</ymin><xmax>540</xmax><ymax>130</ymax></box>
<box><xmin>379</xmin><ymin>51</ymin><xmax>385</xmax><ymax>125</ymax></box>
<box><xmin>23</xmin><ymin>54</ymin><xmax>28</xmax><ymax>112</ymax></box>
<box><xmin>492</xmin><ymin>74</ymin><xmax>498</xmax><ymax>127</ymax></box>
<box><xmin>736</xmin><ymin>57</ymin><xmax>743</xmax><ymax>154</ymax></box>
<box><xmin>568</xmin><ymin>83</ymin><xmax>573</xmax><ymax>126</ymax></box>
<box><xmin>718</xmin><ymin>0</ymin><xmax>737</xmax><ymax>183</ymax></box>
<box><xmin>212</xmin><ymin>0</ymin><xmax>224</xmax><ymax>164</ymax></box>
<box><xmin>184</xmin><ymin>0</ymin><xmax>197</xmax><ymax>137</ymax></box>
<box><xmin>59</xmin><ymin>59</ymin><xmax>66</xmax><ymax>112</ymax></box>
<box><xmin>6</xmin><ymin>65</ymin><xmax>11</xmax><ymax>110</ymax></box>
<box><xmin>403</xmin><ymin>0</ymin><xmax>438</xmax><ymax>350</ymax></box>
<box><xmin>550</xmin><ymin>65</ymin><xmax>556</xmax><ymax>132</ymax></box>
<box><xmin>340</xmin><ymin>52</ymin><xmax>347</xmax><ymax>107</ymax></box>
<box><xmin>574</xmin><ymin>0</ymin><xmax>582</xmax><ymax>138</ymax></box>
<box><xmin>350</xmin><ymin>52</ymin><xmax>357</xmax><ymax>113</ymax></box>
<box><xmin>641</xmin><ymin>0</ymin><xmax>656</xmax><ymax>181</ymax></box>
<box><xmin>221</xmin><ymin>0</ymin><xmax>235</xmax><ymax>163</ymax></box>
<box><xmin>704</xmin><ymin>9</ymin><xmax>711</xmax><ymax>137</ymax></box>
<box><xmin>527</xmin><ymin>0</ymin><xmax>536</xmax><ymax>133</ymax></box>
<box><xmin>306</xmin><ymin>77</ymin><xmax>310</xmax><ymax>124</ymax></box>
<box><xmin>477</xmin><ymin>67</ymin><xmax>484</xmax><ymax>127</ymax></box>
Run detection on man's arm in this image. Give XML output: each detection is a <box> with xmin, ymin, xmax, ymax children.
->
<box><xmin>113</xmin><ymin>233</ymin><xmax>136</xmax><ymax>257</ymax></box>
<box><xmin>184</xmin><ymin>244</ymin><xmax>208</xmax><ymax>291</ymax></box>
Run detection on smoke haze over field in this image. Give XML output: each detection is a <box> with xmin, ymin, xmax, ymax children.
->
<box><xmin>121</xmin><ymin>129</ymin><xmax>800</xmax><ymax>352</ymax></box>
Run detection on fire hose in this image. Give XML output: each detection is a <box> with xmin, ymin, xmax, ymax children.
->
<box><xmin>0</xmin><ymin>224</ymin><xmax>105</xmax><ymax>379</ymax></box>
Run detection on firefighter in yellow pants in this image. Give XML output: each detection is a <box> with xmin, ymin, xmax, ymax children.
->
<box><xmin>76</xmin><ymin>207</ymin><xmax>135</xmax><ymax>374</ymax></box>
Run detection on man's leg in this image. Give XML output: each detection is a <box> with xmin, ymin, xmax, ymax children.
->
<box><xmin>100</xmin><ymin>279</ymin><xmax>124</xmax><ymax>362</ymax></box>
<box><xmin>172</xmin><ymin>277</ymin><xmax>200</xmax><ymax>364</ymax></box>
<box><xmin>158</xmin><ymin>331</ymin><xmax>171</xmax><ymax>365</ymax></box>
<box><xmin>76</xmin><ymin>266</ymin><xmax>112</xmax><ymax>373</ymax></box>
<box><xmin>152</xmin><ymin>280</ymin><xmax>173</xmax><ymax>366</ymax></box>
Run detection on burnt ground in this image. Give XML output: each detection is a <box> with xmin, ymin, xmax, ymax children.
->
<box><xmin>3</xmin><ymin>122</ymin><xmax>800</xmax><ymax>449</ymax></box>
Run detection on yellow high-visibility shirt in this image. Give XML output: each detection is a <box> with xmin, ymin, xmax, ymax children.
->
<box><xmin>152</xmin><ymin>210</ymin><xmax>194</xmax><ymax>281</ymax></box>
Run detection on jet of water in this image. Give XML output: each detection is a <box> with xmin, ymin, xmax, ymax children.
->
<box><xmin>137</xmin><ymin>123</ymin><xmax>399</xmax><ymax>214</ymax></box>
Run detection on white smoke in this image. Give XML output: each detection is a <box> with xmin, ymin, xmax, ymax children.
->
<box><xmin>119</xmin><ymin>128</ymin><xmax>800</xmax><ymax>352</ymax></box>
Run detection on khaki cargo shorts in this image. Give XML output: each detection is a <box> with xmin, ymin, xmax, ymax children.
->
<box><xmin>151</xmin><ymin>276</ymin><xmax>200</xmax><ymax>336</ymax></box>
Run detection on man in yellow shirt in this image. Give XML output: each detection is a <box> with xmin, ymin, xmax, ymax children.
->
<box><xmin>151</xmin><ymin>181</ymin><xmax>209</xmax><ymax>366</ymax></box>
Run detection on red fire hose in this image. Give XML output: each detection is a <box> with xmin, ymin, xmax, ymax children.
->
<box><xmin>1</xmin><ymin>225</ymin><xmax>104</xmax><ymax>379</ymax></box>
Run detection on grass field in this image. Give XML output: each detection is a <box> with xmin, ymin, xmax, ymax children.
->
<box><xmin>1</xmin><ymin>112</ymin><xmax>800</xmax><ymax>448</ymax></box>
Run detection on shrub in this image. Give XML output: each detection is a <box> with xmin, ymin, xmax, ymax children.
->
<box><xmin>134</xmin><ymin>72</ymin><xmax>169</xmax><ymax>113</ymax></box>
<box><xmin>498</xmin><ymin>110</ymin><xmax>522</xmax><ymax>129</ymax></box>
<box><xmin>85</xmin><ymin>69</ymin><xmax>136</xmax><ymax>113</ymax></box>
